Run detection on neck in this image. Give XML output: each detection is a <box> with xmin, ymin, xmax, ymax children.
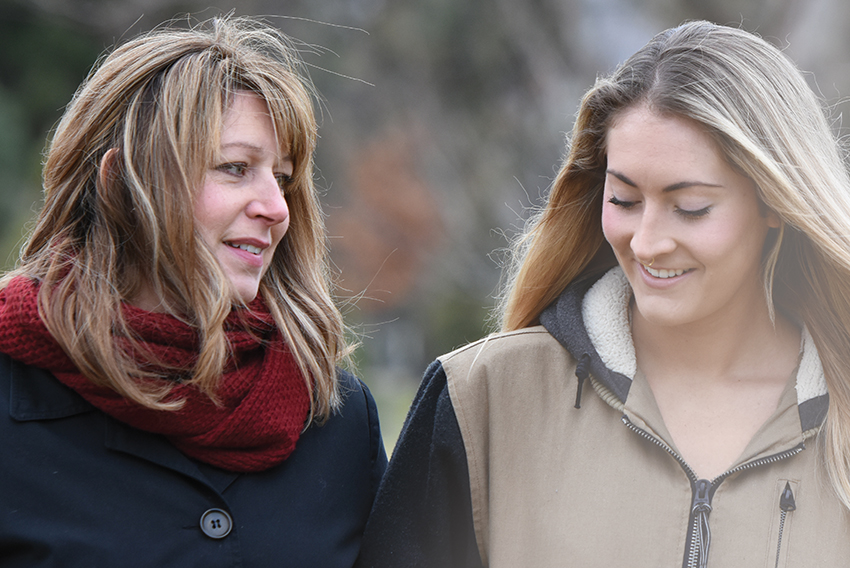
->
<box><xmin>632</xmin><ymin>299</ymin><xmax>800</xmax><ymax>385</ymax></box>
<box><xmin>129</xmin><ymin>283</ymin><xmax>166</xmax><ymax>313</ymax></box>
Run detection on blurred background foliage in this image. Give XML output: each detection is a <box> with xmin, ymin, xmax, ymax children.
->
<box><xmin>2</xmin><ymin>0</ymin><xmax>849</xmax><ymax>450</ymax></box>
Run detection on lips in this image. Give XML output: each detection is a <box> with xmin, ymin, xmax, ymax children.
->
<box><xmin>226</xmin><ymin>241</ymin><xmax>263</xmax><ymax>255</ymax></box>
<box><xmin>643</xmin><ymin>265</ymin><xmax>690</xmax><ymax>279</ymax></box>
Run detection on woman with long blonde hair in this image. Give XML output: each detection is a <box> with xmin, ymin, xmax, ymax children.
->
<box><xmin>0</xmin><ymin>15</ymin><xmax>386</xmax><ymax>566</ymax></box>
<box><xmin>357</xmin><ymin>21</ymin><xmax>850</xmax><ymax>568</ymax></box>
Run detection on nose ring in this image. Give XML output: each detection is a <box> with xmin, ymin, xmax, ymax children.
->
<box><xmin>641</xmin><ymin>257</ymin><xmax>655</xmax><ymax>268</ymax></box>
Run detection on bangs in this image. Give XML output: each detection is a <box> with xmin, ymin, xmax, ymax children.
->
<box><xmin>249</xmin><ymin>75</ymin><xmax>316</xmax><ymax>187</ymax></box>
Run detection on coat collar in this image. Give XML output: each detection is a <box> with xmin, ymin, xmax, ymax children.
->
<box><xmin>540</xmin><ymin>266</ymin><xmax>829</xmax><ymax>432</ymax></box>
<box><xmin>7</xmin><ymin>355</ymin><xmax>239</xmax><ymax>491</ymax></box>
<box><xmin>9</xmin><ymin>355</ymin><xmax>93</xmax><ymax>421</ymax></box>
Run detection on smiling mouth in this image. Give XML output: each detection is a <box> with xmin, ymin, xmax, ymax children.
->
<box><xmin>226</xmin><ymin>242</ymin><xmax>262</xmax><ymax>255</ymax></box>
<box><xmin>643</xmin><ymin>265</ymin><xmax>690</xmax><ymax>279</ymax></box>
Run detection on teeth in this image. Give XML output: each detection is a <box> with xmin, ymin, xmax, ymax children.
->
<box><xmin>645</xmin><ymin>265</ymin><xmax>687</xmax><ymax>279</ymax></box>
<box><xmin>227</xmin><ymin>242</ymin><xmax>262</xmax><ymax>255</ymax></box>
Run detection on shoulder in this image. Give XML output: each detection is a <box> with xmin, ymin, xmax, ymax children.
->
<box><xmin>439</xmin><ymin>326</ymin><xmax>582</xmax><ymax>462</ymax></box>
<box><xmin>336</xmin><ymin>367</ymin><xmax>368</xmax><ymax>403</ymax></box>
<box><xmin>313</xmin><ymin>368</ymin><xmax>388</xmax><ymax>490</ymax></box>
<box><xmin>441</xmin><ymin>326</ymin><xmax>567</xmax><ymax>363</ymax></box>
<box><xmin>431</xmin><ymin>328</ymin><xmax>583</xmax><ymax>564</ymax></box>
<box><xmin>437</xmin><ymin>325</ymin><xmax>579</xmax><ymax>450</ymax></box>
<box><xmin>335</xmin><ymin>368</ymin><xmax>381</xmax><ymax>430</ymax></box>
<box><xmin>438</xmin><ymin>326</ymin><xmax>575</xmax><ymax>389</ymax></box>
<box><xmin>320</xmin><ymin>369</ymin><xmax>384</xmax><ymax>444</ymax></box>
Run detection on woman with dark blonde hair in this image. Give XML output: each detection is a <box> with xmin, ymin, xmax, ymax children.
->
<box><xmin>357</xmin><ymin>21</ymin><xmax>850</xmax><ymax>568</ymax></box>
<box><xmin>0</xmin><ymin>15</ymin><xmax>386</xmax><ymax>566</ymax></box>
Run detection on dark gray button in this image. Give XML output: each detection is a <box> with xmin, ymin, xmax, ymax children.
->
<box><xmin>200</xmin><ymin>508</ymin><xmax>232</xmax><ymax>539</ymax></box>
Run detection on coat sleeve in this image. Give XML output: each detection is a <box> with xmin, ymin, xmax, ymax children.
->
<box><xmin>354</xmin><ymin>360</ymin><xmax>484</xmax><ymax>568</ymax></box>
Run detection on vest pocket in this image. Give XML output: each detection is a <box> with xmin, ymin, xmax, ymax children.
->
<box><xmin>768</xmin><ymin>479</ymin><xmax>798</xmax><ymax>568</ymax></box>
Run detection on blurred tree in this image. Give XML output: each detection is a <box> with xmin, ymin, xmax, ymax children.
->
<box><xmin>0</xmin><ymin>0</ymin><xmax>104</xmax><ymax>267</ymax></box>
<box><xmin>3</xmin><ymin>0</ymin><xmax>850</xmax><ymax>446</ymax></box>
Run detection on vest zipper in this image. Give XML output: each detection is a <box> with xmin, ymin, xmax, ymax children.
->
<box><xmin>689</xmin><ymin>479</ymin><xmax>712</xmax><ymax>568</ymax></box>
<box><xmin>621</xmin><ymin>415</ymin><xmax>805</xmax><ymax>568</ymax></box>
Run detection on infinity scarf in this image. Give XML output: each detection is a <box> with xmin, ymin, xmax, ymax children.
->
<box><xmin>0</xmin><ymin>276</ymin><xmax>310</xmax><ymax>472</ymax></box>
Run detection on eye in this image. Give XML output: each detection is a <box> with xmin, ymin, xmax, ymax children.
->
<box><xmin>675</xmin><ymin>206</ymin><xmax>711</xmax><ymax>219</ymax></box>
<box><xmin>275</xmin><ymin>173</ymin><xmax>294</xmax><ymax>193</ymax></box>
<box><xmin>217</xmin><ymin>162</ymin><xmax>248</xmax><ymax>176</ymax></box>
<box><xmin>608</xmin><ymin>195</ymin><xmax>636</xmax><ymax>209</ymax></box>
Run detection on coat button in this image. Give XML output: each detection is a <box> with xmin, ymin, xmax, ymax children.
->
<box><xmin>200</xmin><ymin>508</ymin><xmax>233</xmax><ymax>539</ymax></box>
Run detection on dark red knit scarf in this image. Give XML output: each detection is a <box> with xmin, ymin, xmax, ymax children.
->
<box><xmin>0</xmin><ymin>276</ymin><xmax>310</xmax><ymax>472</ymax></box>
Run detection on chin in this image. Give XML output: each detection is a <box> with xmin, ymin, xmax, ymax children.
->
<box><xmin>231</xmin><ymin>282</ymin><xmax>262</xmax><ymax>304</ymax></box>
<box><xmin>633</xmin><ymin>299</ymin><xmax>693</xmax><ymax>328</ymax></box>
<box><xmin>239</xmin><ymin>290</ymin><xmax>261</xmax><ymax>304</ymax></box>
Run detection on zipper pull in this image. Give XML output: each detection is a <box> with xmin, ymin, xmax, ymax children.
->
<box><xmin>574</xmin><ymin>353</ymin><xmax>590</xmax><ymax>409</ymax></box>
<box><xmin>775</xmin><ymin>482</ymin><xmax>796</xmax><ymax>568</ymax></box>
<box><xmin>780</xmin><ymin>482</ymin><xmax>796</xmax><ymax>512</ymax></box>
<box><xmin>693</xmin><ymin>479</ymin><xmax>712</xmax><ymax>513</ymax></box>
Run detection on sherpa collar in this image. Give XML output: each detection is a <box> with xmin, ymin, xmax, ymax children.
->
<box><xmin>539</xmin><ymin>266</ymin><xmax>829</xmax><ymax>432</ymax></box>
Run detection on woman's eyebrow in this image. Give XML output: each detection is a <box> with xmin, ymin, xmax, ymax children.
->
<box><xmin>220</xmin><ymin>142</ymin><xmax>292</xmax><ymax>166</ymax></box>
<box><xmin>606</xmin><ymin>168</ymin><xmax>722</xmax><ymax>193</ymax></box>
<box><xmin>221</xmin><ymin>141</ymin><xmax>266</xmax><ymax>154</ymax></box>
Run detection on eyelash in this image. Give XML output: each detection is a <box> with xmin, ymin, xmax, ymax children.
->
<box><xmin>217</xmin><ymin>162</ymin><xmax>294</xmax><ymax>193</ymax></box>
<box><xmin>275</xmin><ymin>173</ymin><xmax>294</xmax><ymax>192</ymax></box>
<box><xmin>607</xmin><ymin>196</ymin><xmax>711</xmax><ymax>219</ymax></box>
<box><xmin>607</xmin><ymin>196</ymin><xmax>635</xmax><ymax>209</ymax></box>
<box><xmin>676</xmin><ymin>206</ymin><xmax>711</xmax><ymax>219</ymax></box>
<box><xmin>217</xmin><ymin>162</ymin><xmax>248</xmax><ymax>176</ymax></box>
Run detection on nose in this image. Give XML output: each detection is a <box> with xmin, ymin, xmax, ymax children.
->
<box><xmin>629</xmin><ymin>205</ymin><xmax>676</xmax><ymax>262</ymax></box>
<box><xmin>246</xmin><ymin>170</ymin><xmax>289</xmax><ymax>226</ymax></box>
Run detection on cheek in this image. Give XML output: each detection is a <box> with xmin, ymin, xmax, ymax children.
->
<box><xmin>193</xmin><ymin>183</ymin><xmax>232</xmax><ymax>244</ymax></box>
<box><xmin>728</xmin><ymin>217</ymin><xmax>772</xmax><ymax>265</ymax></box>
<box><xmin>711</xmin><ymin>209</ymin><xmax>764</xmax><ymax>248</ymax></box>
<box><xmin>193</xmin><ymin>185</ymin><xmax>217</xmax><ymax>236</ymax></box>
<box><xmin>601</xmin><ymin>206</ymin><xmax>628</xmax><ymax>248</ymax></box>
<box><xmin>192</xmin><ymin>207</ymin><xmax>219</xmax><ymax>249</ymax></box>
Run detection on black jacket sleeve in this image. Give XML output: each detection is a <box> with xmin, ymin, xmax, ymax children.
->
<box><xmin>354</xmin><ymin>360</ymin><xmax>484</xmax><ymax>568</ymax></box>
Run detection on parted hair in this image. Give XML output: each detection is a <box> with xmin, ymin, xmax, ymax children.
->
<box><xmin>498</xmin><ymin>20</ymin><xmax>850</xmax><ymax>510</ymax></box>
<box><xmin>3</xmin><ymin>15</ymin><xmax>349</xmax><ymax>422</ymax></box>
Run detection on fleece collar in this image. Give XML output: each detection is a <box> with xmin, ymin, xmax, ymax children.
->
<box><xmin>539</xmin><ymin>267</ymin><xmax>829</xmax><ymax>432</ymax></box>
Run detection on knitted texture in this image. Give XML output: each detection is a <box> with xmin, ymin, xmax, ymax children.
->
<box><xmin>0</xmin><ymin>276</ymin><xmax>310</xmax><ymax>472</ymax></box>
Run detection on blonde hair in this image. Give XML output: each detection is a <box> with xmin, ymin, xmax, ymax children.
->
<box><xmin>6</xmin><ymin>15</ymin><xmax>349</xmax><ymax>422</ymax></box>
<box><xmin>499</xmin><ymin>21</ymin><xmax>850</xmax><ymax>509</ymax></box>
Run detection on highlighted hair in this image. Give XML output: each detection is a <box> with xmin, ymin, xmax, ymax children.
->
<box><xmin>498</xmin><ymin>21</ymin><xmax>850</xmax><ymax>510</ymax></box>
<box><xmin>6</xmin><ymin>15</ymin><xmax>349</xmax><ymax>422</ymax></box>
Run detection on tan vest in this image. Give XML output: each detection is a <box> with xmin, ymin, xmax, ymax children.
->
<box><xmin>442</xmin><ymin>327</ymin><xmax>850</xmax><ymax>567</ymax></box>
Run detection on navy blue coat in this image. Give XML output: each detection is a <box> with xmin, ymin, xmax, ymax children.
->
<box><xmin>0</xmin><ymin>352</ymin><xmax>387</xmax><ymax>567</ymax></box>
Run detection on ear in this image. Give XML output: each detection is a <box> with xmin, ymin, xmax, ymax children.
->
<box><xmin>765</xmin><ymin>208</ymin><xmax>781</xmax><ymax>229</ymax></box>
